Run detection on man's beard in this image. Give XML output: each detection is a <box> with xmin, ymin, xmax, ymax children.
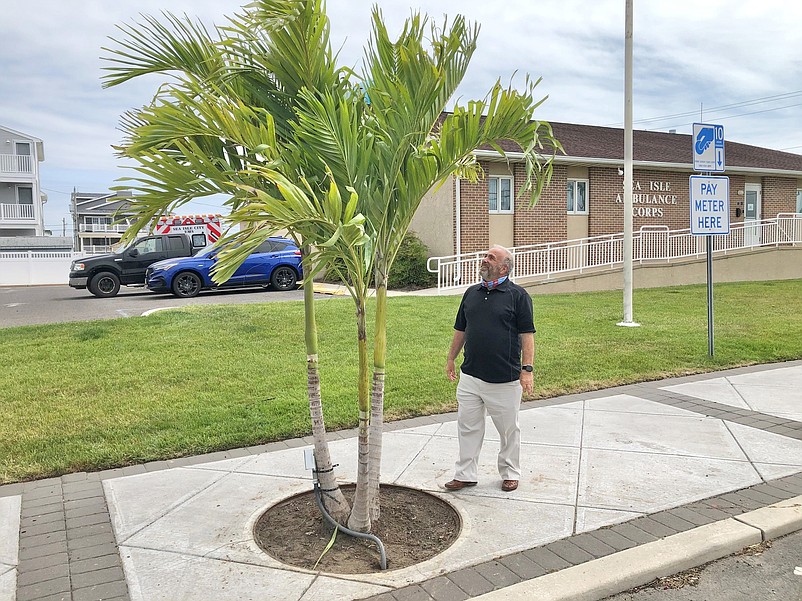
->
<box><xmin>480</xmin><ymin>264</ymin><xmax>500</xmax><ymax>280</ymax></box>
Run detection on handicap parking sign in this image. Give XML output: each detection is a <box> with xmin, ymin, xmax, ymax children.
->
<box><xmin>693</xmin><ymin>123</ymin><xmax>725</xmax><ymax>172</ymax></box>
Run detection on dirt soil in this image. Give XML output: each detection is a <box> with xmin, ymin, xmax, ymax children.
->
<box><xmin>254</xmin><ymin>484</ymin><xmax>461</xmax><ymax>573</ymax></box>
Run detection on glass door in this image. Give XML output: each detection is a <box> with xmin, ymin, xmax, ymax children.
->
<box><xmin>744</xmin><ymin>183</ymin><xmax>761</xmax><ymax>246</ymax></box>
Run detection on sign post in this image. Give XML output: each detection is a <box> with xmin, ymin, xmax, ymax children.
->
<box><xmin>691</xmin><ymin>122</ymin><xmax>726</xmax><ymax>356</ymax></box>
<box><xmin>689</xmin><ymin>174</ymin><xmax>729</xmax><ymax>356</ymax></box>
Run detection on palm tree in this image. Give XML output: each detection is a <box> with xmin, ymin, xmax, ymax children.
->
<box><xmin>102</xmin><ymin>0</ymin><xmax>560</xmax><ymax>533</ymax></box>
<box><xmin>103</xmin><ymin>0</ymin><xmax>360</xmax><ymax>525</ymax></box>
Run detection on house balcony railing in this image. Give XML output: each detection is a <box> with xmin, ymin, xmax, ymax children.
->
<box><xmin>0</xmin><ymin>154</ymin><xmax>32</xmax><ymax>174</ymax></box>
<box><xmin>428</xmin><ymin>213</ymin><xmax>802</xmax><ymax>291</ymax></box>
<box><xmin>78</xmin><ymin>245</ymin><xmax>116</xmax><ymax>255</ymax></box>
<box><xmin>78</xmin><ymin>223</ymin><xmax>129</xmax><ymax>233</ymax></box>
<box><xmin>0</xmin><ymin>203</ymin><xmax>35</xmax><ymax>221</ymax></box>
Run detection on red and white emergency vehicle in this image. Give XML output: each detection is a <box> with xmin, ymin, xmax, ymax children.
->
<box><xmin>153</xmin><ymin>214</ymin><xmax>223</xmax><ymax>250</ymax></box>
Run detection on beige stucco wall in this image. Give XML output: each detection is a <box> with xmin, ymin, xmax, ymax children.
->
<box><xmin>410</xmin><ymin>175</ymin><xmax>454</xmax><ymax>257</ymax></box>
<box><xmin>520</xmin><ymin>246</ymin><xmax>802</xmax><ymax>295</ymax></box>
<box><xmin>489</xmin><ymin>214</ymin><xmax>514</xmax><ymax>248</ymax></box>
<box><xmin>566</xmin><ymin>215</ymin><xmax>589</xmax><ymax>240</ymax></box>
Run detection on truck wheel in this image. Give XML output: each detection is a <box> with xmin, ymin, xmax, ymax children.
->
<box><xmin>172</xmin><ymin>271</ymin><xmax>202</xmax><ymax>298</ymax></box>
<box><xmin>271</xmin><ymin>266</ymin><xmax>298</xmax><ymax>291</ymax></box>
<box><xmin>88</xmin><ymin>271</ymin><xmax>120</xmax><ymax>298</ymax></box>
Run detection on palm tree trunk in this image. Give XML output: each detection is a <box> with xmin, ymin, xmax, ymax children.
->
<box><xmin>347</xmin><ymin>295</ymin><xmax>372</xmax><ymax>533</ymax></box>
<box><xmin>368</xmin><ymin>262</ymin><xmax>387</xmax><ymax>522</ymax></box>
<box><xmin>303</xmin><ymin>250</ymin><xmax>350</xmax><ymax>524</ymax></box>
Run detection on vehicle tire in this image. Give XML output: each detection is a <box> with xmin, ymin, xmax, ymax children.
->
<box><xmin>88</xmin><ymin>271</ymin><xmax>120</xmax><ymax>298</ymax></box>
<box><xmin>171</xmin><ymin>271</ymin><xmax>202</xmax><ymax>298</ymax></box>
<box><xmin>270</xmin><ymin>266</ymin><xmax>298</xmax><ymax>291</ymax></box>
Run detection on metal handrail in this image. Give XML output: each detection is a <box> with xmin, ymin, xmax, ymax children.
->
<box><xmin>428</xmin><ymin>214</ymin><xmax>802</xmax><ymax>291</ymax></box>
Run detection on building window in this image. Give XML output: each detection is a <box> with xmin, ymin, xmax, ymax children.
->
<box><xmin>797</xmin><ymin>189</ymin><xmax>802</xmax><ymax>213</ymax></box>
<box><xmin>567</xmin><ymin>179</ymin><xmax>588</xmax><ymax>215</ymax></box>
<box><xmin>16</xmin><ymin>186</ymin><xmax>34</xmax><ymax>204</ymax></box>
<box><xmin>488</xmin><ymin>177</ymin><xmax>513</xmax><ymax>214</ymax></box>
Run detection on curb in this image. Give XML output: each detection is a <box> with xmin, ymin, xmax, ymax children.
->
<box><xmin>312</xmin><ymin>282</ymin><xmax>347</xmax><ymax>296</ymax></box>
<box><xmin>473</xmin><ymin>495</ymin><xmax>802</xmax><ymax>601</ymax></box>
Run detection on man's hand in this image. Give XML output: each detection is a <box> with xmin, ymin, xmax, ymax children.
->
<box><xmin>520</xmin><ymin>370</ymin><xmax>534</xmax><ymax>395</ymax></box>
<box><xmin>446</xmin><ymin>359</ymin><xmax>458</xmax><ymax>382</ymax></box>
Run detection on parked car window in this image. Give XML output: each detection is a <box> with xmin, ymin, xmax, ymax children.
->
<box><xmin>256</xmin><ymin>241</ymin><xmax>277</xmax><ymax>253</ymax></box>
<box><xmin>168</xmin><ymin>236</ymin><xmax>186</xmax><ymax>250</ymax></box>
<box><xmin>191</xmin><ymin>233</ymin><xmax>207</xmax><ymax>248</ymax></box>
<box><xmin>131</xmin><ymin>237</ymin><xmax>163</xmax><ymax>254</ymax></box>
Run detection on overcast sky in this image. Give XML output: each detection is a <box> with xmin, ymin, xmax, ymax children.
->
<box><xmin>2</xmin><ymin>0</ymin><xmax>800</xmax><ymax>236</ymax></box>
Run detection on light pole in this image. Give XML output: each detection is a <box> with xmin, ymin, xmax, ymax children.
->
<box><xmin>618</xmin><ymin>0</ymin><xmax>639</xmax><ymax>328</ymax></box>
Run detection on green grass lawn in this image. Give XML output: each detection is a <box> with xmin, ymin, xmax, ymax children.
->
<box><xmin>2</xmin><ymin>279</ymin><xmax>801</xmax><ymax>484</ymax></box>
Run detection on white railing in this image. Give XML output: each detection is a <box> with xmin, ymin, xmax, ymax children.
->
<box><xmin>78</xmin><ymin>245</ymin><xmax>115</xmax><ymax>254</ymax></box>
<box><xmin>0</xmin><ymin>153</ymin><xmax>32</xmax><ymax>173</ymax></box>
<box><xmin>428</xmin><ymin>214</ymin><xmax>802</xmax><ymax>291</ymax></box>
<box><xmin>0</xmin><ymin>203</ymin><xmax>35</xmax><ymax>221</ymax></box>
<box><xmin>79</xmin><ymin>223</ymin><xmax>129</xmax><ymax>233</ymax></box>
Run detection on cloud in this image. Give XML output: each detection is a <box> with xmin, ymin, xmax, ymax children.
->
<box><xmin>2</xmin><ymin>0</ymin><xmax>800</xmax><ymax>236</ymax></box>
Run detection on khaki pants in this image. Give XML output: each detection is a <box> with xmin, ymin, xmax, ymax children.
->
<box><xmin>454</xmin><ymin>371</ymin><xmax>522</xmax><ymax>482</ymax></box>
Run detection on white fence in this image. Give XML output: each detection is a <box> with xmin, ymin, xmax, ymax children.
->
<box><xmin>0</xmin><ymin>252</ymin><xmax>79</xmax><ymax>286</ymax></box>
<box><xmin>428</xmin><ymin>214</ymin><xmax>802</xmax><ymax>291</ymax></box>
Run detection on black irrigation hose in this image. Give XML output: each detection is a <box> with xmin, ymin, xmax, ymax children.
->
<box><xmin>313</xmin><ymin>482</ymin><xmax>388</xmax><ymax>570</ymax></box>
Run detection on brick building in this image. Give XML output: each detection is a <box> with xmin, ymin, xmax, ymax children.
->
<box><xmin>411</xmin><ymin>122</ymin><xmax>802</xmax><ymax>258</ymax></box>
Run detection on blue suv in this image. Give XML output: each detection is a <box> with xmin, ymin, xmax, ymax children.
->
<box><xmin>146</xmin><ymin>237</ymin><xmax>303</xmax><ymax>298</ymax></box>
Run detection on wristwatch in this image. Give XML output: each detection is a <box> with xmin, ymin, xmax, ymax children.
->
<box><xmin>521</xmin><ymin>364</ymin><xmax>534</xmax><ymax>372</ymax></box>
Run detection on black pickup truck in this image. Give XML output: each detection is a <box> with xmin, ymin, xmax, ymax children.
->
<box><xmin>69</xmin><ymin>233</ymin><xmax>204</xmax><ymax>297</ymax></box>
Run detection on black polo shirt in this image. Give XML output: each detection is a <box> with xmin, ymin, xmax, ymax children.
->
<box><xmin>454</xmin><ymin>279</ymin><xmax>535</xmax><ymax>383</ymax></box>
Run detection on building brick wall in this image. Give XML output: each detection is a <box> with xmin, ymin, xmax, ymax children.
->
<box><xmin>455</xmin><ymin>169</ymin><xmax>490</xmax><ymax>253</ymax></box>
<box><xmin>449</xmin><ymin>164</ymin><xmax>799</xmax><ymax>253</ymax></box>
<box><xmin>762</xmin><ymin>176</ymin><xmax>797</xmax><ymax>219</ymax></box>
<box><xmin>513</xmin><ymin>163</ymin><xmax>568</xmax><ymax>246</ymax></box>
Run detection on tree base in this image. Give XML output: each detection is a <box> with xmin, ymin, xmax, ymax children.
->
<box><xmin>254</xmin><ymin>484</ymin><xmax>460</xmax><ymax>573</ymax></box>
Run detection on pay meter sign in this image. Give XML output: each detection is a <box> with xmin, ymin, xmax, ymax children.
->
<box><xmin>693</xmin><ymin>123</ymin><xmax>725</xmax><ymax>172</ymax></box>
<box><xmin>690</xmin><ymin>175</ymin><xmax>730</xmax><ymax>235</ymax></box>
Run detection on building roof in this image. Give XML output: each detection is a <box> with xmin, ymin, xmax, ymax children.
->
<box><xmin>480</xmin><ymin>120</ymin><xmax>802</xmax><ymax>175</ymax></box>
<box><xmin>1</xmin><ymin>125</ymin><xmax>45</xmax><ymax>161</ymax></box>
<box><xmin>72</xmin><ymin>191</ymin><xmax>136</xmax><ymax>216</ymax></box>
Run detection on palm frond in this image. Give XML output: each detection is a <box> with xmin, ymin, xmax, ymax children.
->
<box><xmin>101</xmin><ymin>11</ymin><xmax>223</xmax><ymax>88</ymax></box>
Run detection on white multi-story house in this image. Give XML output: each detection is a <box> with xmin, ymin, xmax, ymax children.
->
<box><xmin>0</xmin><ymin>125</ymin><xmax>46</xmax><ymax>236</ymax></box>
<box><xmin>70</xmin><ymin>190</ymin><xmax>137</xmax><ymax>254</ymax></box>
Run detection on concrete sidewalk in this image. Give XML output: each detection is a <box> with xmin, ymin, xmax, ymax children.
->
<box><xmin>2</xmin><ymin>361</ymin><xmax>801</xmax><ymax>601</ymax></box>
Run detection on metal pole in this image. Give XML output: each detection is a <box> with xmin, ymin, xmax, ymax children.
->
<box><xmin>707</xmin><ymin>234</ymin><xmax>714</xmax><ymax>356</ymax></box>
<box><xmin>618</xmin><ymin>0</ymin><xmax>639</xmax><ymax>327</ymax></box>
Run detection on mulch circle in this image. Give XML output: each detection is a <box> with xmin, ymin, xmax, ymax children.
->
<box><xmin>254</xmin><ymin>484</ymin><xmax>461</xmax><ymax>573</ymax></box>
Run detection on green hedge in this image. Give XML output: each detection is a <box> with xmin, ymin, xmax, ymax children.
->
<box><xmin>322</xmin><ymin>232</ymin><xmax>437</xmax><ymax>290</ymax></box>
<box><xmin>387</xmin><ymin>232</ymin><xmax>437</xmax><ymax>290</ymax></box>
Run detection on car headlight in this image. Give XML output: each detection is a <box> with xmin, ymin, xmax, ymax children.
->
<box><xmin>72</xmin><ymin>262</ymin><xmax>85</xmax><ymax>271</ymax></box>
<box><xmin>152</xmin><ymin>262</ymin><xmax>180</xmax><ymax>272</ymax></box>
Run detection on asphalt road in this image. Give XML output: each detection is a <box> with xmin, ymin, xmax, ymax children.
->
<box><xmin>607</xmin><ymin>531</ymin><xmax>801</xmax><ymax>601</ymax></box>
<box><xmin>0</xmin><ymin>284</ymin><xmax>312</xmax><ymax>328</ymax></box>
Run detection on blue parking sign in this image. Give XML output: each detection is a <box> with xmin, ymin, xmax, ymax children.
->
<box><xmin>693</xmin><ymin>123</ymin><xmax>725</xmax><ymax>172</ymax></box>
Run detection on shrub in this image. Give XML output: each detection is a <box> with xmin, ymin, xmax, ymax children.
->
<box><xmin>387</xmin><ymin>232</ymin><xmax>437</xmax><ymax>290</ymax></box>
<box><xmin>320</xmin><ymin>232</ymin><xmax>436</xmax><ymax>290</ymax></box>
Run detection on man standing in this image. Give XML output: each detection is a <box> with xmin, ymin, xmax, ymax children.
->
<box><xmin>444</xmin><ymin>245</ymin><xmax>535</xmax><ymax>492</ymax></box>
